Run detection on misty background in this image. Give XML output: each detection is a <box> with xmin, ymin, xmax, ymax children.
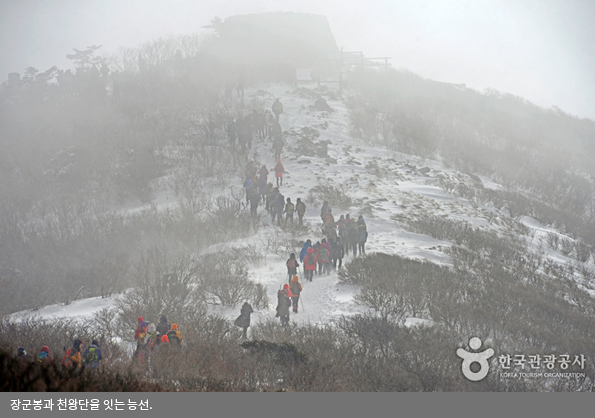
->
<box><xmin>1</xmin><ymin>0</ymin><xmax>594</xmax><ymax>120</ymax></box>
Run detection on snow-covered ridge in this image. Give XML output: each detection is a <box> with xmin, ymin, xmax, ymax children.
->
<box><xmin>12</xmin><ymin>82</ymin><xmax>595</xmax><ymax>326</ymax></box>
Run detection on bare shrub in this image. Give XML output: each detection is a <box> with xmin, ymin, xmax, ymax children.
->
<box><xmin>307</xmin><ymin>184</ymin><xmax>353</xmax><ymax>210</ymax></box>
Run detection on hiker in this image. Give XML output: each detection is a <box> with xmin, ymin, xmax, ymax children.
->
<box><xmin>337</xmin><ymin>215</ymin><xmax>349</xmax><ymax>253</ymax></box>
<box><xmin>272</xmin><ymin>122</ymin><xmax>283</xmax><ymax>145</ymax></box>
<box><xmin>272</xmin><ymin>98</ymin><xmax>283</xmax><ymax>122</ymax></box>
<box><xmin>266</xmin><ymin>184</ymin><xmax>277</xmax><ymax>215</ymax></box>
<box><xmin>284</xmin><ymin>197</ymin><xmax>295</xmax><ymax>225</ymax></box>
<box><xmin>134</xmin><ymin>343</ymin><xmax>149</xmax><ymax>365</ymax></box>
<box><xmin>146</xmin><ymin>322</ymin><xmax>158</xmax><ymax>346</ymax></box>
<box><xmin>63</xmin><ymin>339</ymin><xmax>83</xmax><ymax>368</ymax></box>
<box><xmin>273</xmin><ymin>135</ymin><xmax>285</xmax><ymax>161</ymax></box>
<box><xmin>227</xmin><ymin>119</ymin><xmax>237</xmax><ymax>147</ymax></box>
<box><xmin>286</xmin><ymin>253</ymin><xmax>300</xmax><ymax>283</ymax></box>
<box><xmin>320</xmin><ymin>201</ymin><xmax>332</xmax><ymax>220</ymax></box>
<box><xmin>304</xmin><ymin>247</ymin><xmax>317</xmax><ymax>282</ymax></box>
<box><xmin>149</xmin><ymin>333</ymin><xmax>162</xmax><ymax>351</ymax></box>
<box><xmin>349</xmin><ymin>217</ymin><xmax>359</xmax><ymax>256</ymax></box>
<box><xmin>259</xmin><ymin>165</ymin><xmax>269</xmax><ymax>184</ymax></box>
<box><xmin>265</xmin><ymin>110</ymin><xmax>275</xmax><ymax>138</ymax></box>
<box><xmin>259</xmin><ymin>175</ymin><xmax>268</xmax><ymax>204</ymax></box>
<box><xmin>134</xmin><ymin>316</ymin><xmax>147</xmax><ymax>342</ymax></box>
<box><xmin>313</xmin><ymin>242</ymin><xmax>321</xmax><ymax>275</ymax></box>
<box><xmin>357</xmin><ymin>215</ymin><xmax>368</xmax><ymax>255</ymax></box>
<box><xmin>249</xmin><ymin>187</ymin><xmax>260</xmax><ymax>218</ymax></box>
<box><xmin>290</xmin><ymin>275</ymin><xmax>303</xmax><ymax>313</ymax></box>
<box><xmin>325</xmin><ymin>221</ymin><xmax>338</xmax><ymax>241</ymax></box>
<box><xmin>344</xmin><ymin>214</ymin><xmax>353</xmax><ymax>253</ymax></box>
<box><xmin>37</xmin><ymin>346</ymin><xmax>53</xmax><ymax>363</ymax></box>
<box><xmin>157</xmin><ymin>315</ymin><xmax>171</xmax><ymax>336</ymax></box>
<box><xmin>166</xmin><ymin>324</ymin><xmax>182</xmax><ymax>345</ymax></box>
<box><xmin>16</xmin><ymin>347</ymin><xmax>32</xmax><ymax>360</ymax></box>
<box><xmin>318</xmin><ymin>239</ymin><xmax>331</xmax><ymax>275</ymax></box>
<box><xmin>276</xmin><ymin>284</ymin><xmax>292</xmax><ymax>326</ymax></box>
<box><xmin>274</xmin><ymin>191</ymin><xmax>285</xmax><ymax>225</ymax></box>
<box><xmin>243</xmin><ymin>176</ymin><xmax>255</xmax><ymax>205</ymax></box>
<box><xmin>296</xmin><ymin>198</ymin><xmax>306</xmax><ymax>225</ymax></box>
<box><xmin>238</xmin><ymin>116</ymin><xmax>253</xmax><ymax>149</ymax></box>
<box><xmin>331</xmin><ymin>236</ymin><xmax>344</xmax><ymax>270</ymax></box>
<box><xmin>234</xmin><ymin>301</ymin><xmax>253</xmax><ymax>339</ymax></box>
<box><xmin>253</xmin><ymin>109</ymin><xmax>265</xmax><ymax>139</ymax></box>
<box><xmin>83</xmin><ymin>340</ymin><xmax>103</xmax><ymax>368</ymax></box>
<box><xmin>274</xmin><ymin>159</ymin><xmax>284</xmax><ymax>187</ymax></box>
<box><xmin>299</xmin><ymin>239</ymin><xmax>312</xmax><ymax>264</ymax></box>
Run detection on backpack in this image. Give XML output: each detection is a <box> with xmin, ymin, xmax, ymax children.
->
<box><xmin>85</xmin><ymin>347</ymin><xmax>98</xmax><ymax>364</ymax></box>
<box><xmin>306</xmin><ymin>254</ymin><xmax>316</xmax><ymax>266</ymax></box>
<box><xmin>297</xmin><ymin>202</ymin><xmax>306</xmax><ymax>214</ymax></box>
<box><xmin>137</xmin><ymin>332</ymin><xmax>147</xmax><ymax>345</ymax></box>
<box><xmin>62</xmin><ymin>349</ymin><xmax>72</xmax><ymax>366</ymax></box>
<box><xmin>319</xmin><ymin>248</ymin><xmax>329</xmax><ymax>262</ymax></box>
<box><xmin>291</xmin><ymin>281</ymin><xmax>301</xmax><ymax>295</ymax></box>
<box><xmin>167</xmin><ymin>329</ymin><xmax>181</xmax><ymax>344</ymax></box>
<box><xmin>287</xmin><ymin>259</ymin><xmax>296</xmax><ymax>270</ymax></box>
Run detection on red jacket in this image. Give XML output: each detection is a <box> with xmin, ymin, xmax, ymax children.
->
<box><xmin>274</xmin><ymin>162</ymin><xmax>284</xmax><ymax>177</ymax></box>
<box><xmin>304</xmin><ymin>253</ymin><xmax>317</xmax><ymax>271</ymax></box>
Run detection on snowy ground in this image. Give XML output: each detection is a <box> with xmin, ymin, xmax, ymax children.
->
<box><xmin>12</xmin><ymin>82</ymin><xmax>595</xmax><ymax>331</ymax></box>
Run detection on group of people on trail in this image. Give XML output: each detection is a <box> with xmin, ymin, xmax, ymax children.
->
<box><xmin>295</xmin><ymin>207</ymin><xmax>368</xmax><ymax>280</ymax></box>
<box><xmin>227</xmin><ymin>99</ymin><xmax>285</xmax><ymax>158</ymax></box>
<box><xmin>319</xmin><ymin>201</ymin><xmax>368</xmax><ymax>257</ymax></box>
<box><xmin>16</xmin><ymin>338</ymin><xmax>103</xmax><ymax>369</ymax></box>
<box><xmin>133</xmin><ymin>315</ymin><xmax>182</xmax><ymax>365</ymax></box>
<box><xmin>243</xmin><ymin>161</ymin><xmax>307</xmax><ymax>225</ymax></box>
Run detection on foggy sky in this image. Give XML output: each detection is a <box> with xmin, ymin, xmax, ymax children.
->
<box><xmin>1</xmin><ymin>0</ymin><xmax>594</xmax><ymax>120</ymax></box>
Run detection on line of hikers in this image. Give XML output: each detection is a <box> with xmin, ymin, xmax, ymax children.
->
<box><xmin>227</xmin><ymin>98</ymin><xmax>285</xmax><ymax>154</ymax></box>
<box><xmin>319</xmin><ymin>201</ymin><xmax>368</xmax><ymax>257</ymax></box>
<box><xmin>15</xmin><ymin>339</ymin><xmax>103</xmax><ymax>368</ymax></box>
<box><xmin>275</xmin><ymin>276</ymin><xmax>303</xmax><ymax>326</ymax></box>
<box><xmin>243</xmin><ymin>161</ymin><xmax>307</xmax><ymax>225</ymax></box>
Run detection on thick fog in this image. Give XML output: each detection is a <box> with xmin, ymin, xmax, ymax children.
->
<box><xmin>1</xmin><ymin>0</ymin><xmax>594</xmax><ymax>119</ymax></box>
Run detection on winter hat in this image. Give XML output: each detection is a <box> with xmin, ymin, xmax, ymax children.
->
<box><xmin>283</xmin><ymin>284</ymin><xmax>289</xmax><ymax>290</ymax></box>
<box><xmin>160</xmin><ymin>315</ymin><xmax>167</xmax><ymax>322</ymax></box>
<box><xmin>161</xmin><ymin>335</ymin><xmax>170</xmax><ymax>343</ymax></box>
<box><xmin>339</xmin><ymin>215</ymin><xmax>344</xmax><ymax>220</ymax></box>
<box><xmin>307</xmin><ymin>247</ymin><xmax>313</xmax><ymax>253</ymax></box>
<box><xmin>292</xmin><ymin>275</ymin><xmax>299</xmax><ymax>282</ymax></box>
<box><xmin>137</xmin><ymin>316</ymin><xmax>144</xmax><ymax>322</ymax></box>
<box><xmin>17</xmin><ymin>347</ymin><xmax>26</xmax><ymax>355</ymax></box>
<box><xmin>290</xmin><ymin>253</ymin><xmax>295</xmax><ymax>259</ymax></box>
<box><xmin>41</xmin><ymin>346</ymin><xmax>49</xmax><ymax>354</ymax></box>
<box><xmin>171</xmin><ymin>324</ymin><xmax>178</xmax><ymax>330</ymax></box>
<box><xmin>73</xmin><ymin>339</ymin><xmax>83</xmax><ymax>348</ymax></box>
<box><xmin>91</xmin><ymin>340</ymin><xmax>99</xmax><ymax>346</ymax></box>
<box><xmin>147</xmin><ymin>323</ymin><xmax>156</xmax><ymax>333</ymax></box>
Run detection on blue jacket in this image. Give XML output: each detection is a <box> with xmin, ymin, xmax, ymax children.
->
<box><xmin>299</xmin><ymin>241</ymin><xmax>312</xmax><ymax>262</ymax></box>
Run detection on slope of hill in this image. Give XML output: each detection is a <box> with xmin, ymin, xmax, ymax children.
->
<box><xmin>12</xmin><ymin>81</ymin><xmax>595</xmax><ymax>329</ymax></box>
